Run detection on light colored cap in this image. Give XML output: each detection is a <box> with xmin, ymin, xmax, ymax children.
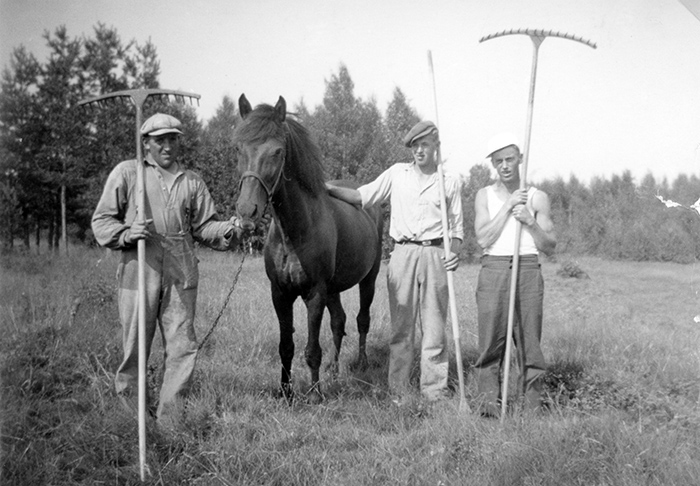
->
<box><xmin>486</xmin><ymin>131</ymin><xmax>520</xmax><ymax>158</ymax></box>
<box><xmin>403</xmin><ymin>120</ymin><xmax>438</xmax><ymax>147</ymax></box>
<box><xmin>140</xmin><ymin>113</ymin><xmax>183</xmax><ymax>137</ymax></box>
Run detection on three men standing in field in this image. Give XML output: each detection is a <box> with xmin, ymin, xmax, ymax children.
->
<box><xmin>93</xmin><ymin>112</ymin><xmax>555</xmax><ymax>419</ymax></box>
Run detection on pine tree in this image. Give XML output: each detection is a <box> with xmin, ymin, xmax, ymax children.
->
<box><xmin>0</xmin><ymin>24</ymin><xmax>165</xmax><ymax>251</ymax></box>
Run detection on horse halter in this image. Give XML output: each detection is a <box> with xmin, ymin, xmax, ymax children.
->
<box><xmin>239</xmin><ymin>165</ymin><xmax>284</xmax><ymax>201</ymax></box>
<box><xmin>237</xmin><ymin>145</ymin><xmax>290</xmax><ymax>251</ymax></box>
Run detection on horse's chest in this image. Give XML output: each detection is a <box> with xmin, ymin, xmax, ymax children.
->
<box><xmin>266</xmin><ymin>249</ymin><xmax>312</xmax><ymax>290</ymax></box>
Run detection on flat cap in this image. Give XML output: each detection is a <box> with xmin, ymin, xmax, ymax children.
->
<box><xmin>403</xmin><ymin>120</ymin><xmax>438</xmax><ymax>147</ymax></box>
<box><xmin>140</xmin><ymin>113</ymin><xmax>184</xmax><ymax>137</ymax></box>
<box><xmin>486</xmin><ymin>131</ymin><xmax>520</xmax><ymax>158</ymax></box>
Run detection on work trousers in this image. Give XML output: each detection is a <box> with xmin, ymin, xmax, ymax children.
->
<box><xmin>114</xmin><ymin>234</ymin><xmax>199</xmax><ymax>420</ymax></box>
<box><xmin>474</xmin><ymin>255</ymin><xmax>546</xmax><ymax>411</ymax></box>
<box><xmin>387</xmin><ymin>243</ymin><xmax>449</xmax><ymax>400</ymax></box>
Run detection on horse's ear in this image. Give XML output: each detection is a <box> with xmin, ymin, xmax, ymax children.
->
<box><xmin>274</xmin><ymin>96</ymin><xmax>287</xmax><ymax>122</ymax></box>
<box><xmin>239</xmin><ymin>94</ymin><xmax>252</xmax><ymax>119</ymax></box>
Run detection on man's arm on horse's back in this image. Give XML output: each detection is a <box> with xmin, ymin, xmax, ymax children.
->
<box><xmin>325</xmin><ymin>182</ymin><xmax>362</xmax><ymax>206</ymax></box>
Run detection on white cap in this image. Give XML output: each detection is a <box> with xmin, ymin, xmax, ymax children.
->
<box><xmin>486</xmin><ymin>132</ymin><xmax>520</xmax><ymax>158</ymax></box>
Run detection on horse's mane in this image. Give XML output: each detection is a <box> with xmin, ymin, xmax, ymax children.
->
<box><xmin>233</xmin><ymin>104</ymin><xmax>326</xmax><ymax>196</ymax></box>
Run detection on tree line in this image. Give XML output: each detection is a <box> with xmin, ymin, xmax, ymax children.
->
<box><xmin>2</xmin><ymin>25</ymin><xmax>699</xmax><ymax>263</ymax></box>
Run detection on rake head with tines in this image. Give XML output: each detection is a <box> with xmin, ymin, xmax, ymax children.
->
<box><xmin>78</xmin><ymin>88</ymin><xmax>201</xmax><ymax>110</ymax></box>
<box><xmin>77</xmin><ymin>88</ymin><xmax>201</xmax><ymax>175</ymax></box>
<box><xmin>77</xmin><ymin>87</ymin><xmax>200</xmax><ymax>482</ymax></box>
<box><xmin>479</xmin><ymin>28</ymin><xmax>597</xmax><ymax>49</ymax></box>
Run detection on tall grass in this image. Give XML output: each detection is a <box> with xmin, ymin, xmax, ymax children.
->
<box><xmin>2</xmin><ymin>249</ymin><xmax>700</xmax><ymax>485</ymax></box>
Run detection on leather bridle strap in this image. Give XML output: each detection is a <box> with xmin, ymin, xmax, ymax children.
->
<box><xmin>238</xmin><ymin>152</ymin><xmax>286</xmax><ymax>206</ymax></box>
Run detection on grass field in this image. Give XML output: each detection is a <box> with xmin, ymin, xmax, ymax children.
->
<box><xmin>2</xmin><ymin>247</ymin><xmax>700</xmax><ymax>485</ymax></box>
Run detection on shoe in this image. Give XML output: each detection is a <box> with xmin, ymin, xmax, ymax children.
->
<box><xmin>391</xmin><ymin>396</ymin><xmax>406</xmax><ymax>407</ymax></box>
<box><xmin>478</xmin><ymin>402</ymin><xmax>501</xmax><ymax>419</ymax></box>
<box><xmin>423</xmin><ymin>390</ymin><xmax>452</xmax><ymax>403</ymax></box>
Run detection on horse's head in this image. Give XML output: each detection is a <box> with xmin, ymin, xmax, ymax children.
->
<box><xmin>233</xmin><ymin>94</ymin><xmax>287</xmax><ymax>231</ymax></box>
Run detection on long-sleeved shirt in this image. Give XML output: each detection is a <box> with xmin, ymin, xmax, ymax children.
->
<box><xmin>92</xmin><ymin>157</ymin><xmax>233</xmax><ymax>252</ymax></box>
<box><xmin>357</xmin><ymin>162</ymin><xmax>463</xmax><ymax>242</ymax></box>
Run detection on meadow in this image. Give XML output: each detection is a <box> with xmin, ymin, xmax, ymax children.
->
<box><xmin>2</xmin><ymin>247</ymin><xmax>700</xmax><ymax>485</ymax></box>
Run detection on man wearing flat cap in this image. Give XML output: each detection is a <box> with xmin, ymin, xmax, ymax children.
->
<box><xmin>473</xmin><ymin>132</ymin><xmax>556</xmax><ymax>418</ymax></box>
<box><xmin>326</xmin><ymin>120</ymin><xmax>463</xmax><ymax>403</ymax></box>
<box><xmin>92</xmin><ymin>113</ymin><xmax>246</xmax><ymax>426</ymax></box>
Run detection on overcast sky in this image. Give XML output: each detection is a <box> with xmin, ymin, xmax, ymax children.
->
<box><xmin>2</xmin><ymin>0</ymin><xmax>700</xmax><ymax>184</ymax></box>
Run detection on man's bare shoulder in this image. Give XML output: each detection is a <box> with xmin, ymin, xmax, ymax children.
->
<box><xmin>531</xmin><ymin>188</ymin><xmax>551</xmax><ymax>206</ymax></box>
<box><xmin>476</xmin><ymin>184</ymin><xmax>496</xmax><ymax>197</ymax></box>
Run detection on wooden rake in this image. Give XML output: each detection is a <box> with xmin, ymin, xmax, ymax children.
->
<box><xmin>427</xmin><ymin>51</ymin><xmax>469</xmax><ymax>413</ymax></box>
<box><xmin>479</xmin><ymin>29</ymin><xmax>595</xmax><ymax>423</ymax></box>
<box><xmin>78</xmin><ymin>88</ymin><xmax>200</xmax><ymax>481</ymax></box>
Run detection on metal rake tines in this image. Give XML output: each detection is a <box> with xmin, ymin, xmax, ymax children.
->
<box><xmin>479</xmin><ymin>28</ymin><xmax>597</xmax><ymax>49</ymax></box>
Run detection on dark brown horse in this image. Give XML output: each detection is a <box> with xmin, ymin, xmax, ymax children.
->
<box><xmin>233</xmin><ymin>94</ymin><xmax>383</xmax><ymax>403</ymax></box>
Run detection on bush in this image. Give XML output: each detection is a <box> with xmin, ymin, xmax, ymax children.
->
<box><xmin>556</xmin><ymin>259</ymin><xmax>590</xmax><ymax>279</ymax></box>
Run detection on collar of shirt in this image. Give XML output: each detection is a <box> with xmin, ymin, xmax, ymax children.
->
<box><xmin>405</xmin><ymin>162</ymin><xmax>438</xmax><ymax>194</ymax></box>
<box><xmin>144</xmin><ymin>154</ymin><xmax>183</xmax><ymax>176</ymax></box>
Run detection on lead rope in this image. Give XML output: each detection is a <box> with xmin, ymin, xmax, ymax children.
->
<box><xmin>201</xmin><ymin>122</ymin><xmax>288</xmax><ymax>350</ymax></box>
<box><xmin>198</xmin><ymin>249</ymin><xmax>247</xmax><ymax>351</ymax></box>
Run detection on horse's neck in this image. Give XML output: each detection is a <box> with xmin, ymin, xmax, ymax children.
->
<box><xmin>272</xmin><ymin>181</ymin><xmax>320</xmax><ymax>241</ymax></box>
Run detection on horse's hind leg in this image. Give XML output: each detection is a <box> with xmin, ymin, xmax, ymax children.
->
<box><xmin>325</xmin><ymin>292</ymin><xmax>346</xmax><ymax>376</ymax></box>
<box><xmin>272</xmin><ymin>285</ymin><xmax>295</xmax><ymax>402</ymax></box>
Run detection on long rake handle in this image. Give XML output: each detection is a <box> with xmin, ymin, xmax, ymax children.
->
<box><xmin>134</xmin><ymin>102</ymin><xmax>148</xmax><ymax>482</ymax></box>
<box><xmin>428</xmin><ymin>51</ymin><xmax>469</xmax><ymax>413</ymax></box>
<box><xmin>438</xmin><ymin>154</ymin><xmax>469</xmax><ymax>413</ymax></box>
<box><xmin>500</xmin><ymin>35</ymin><xmax>542</xmax><ymax>422</ymax></box>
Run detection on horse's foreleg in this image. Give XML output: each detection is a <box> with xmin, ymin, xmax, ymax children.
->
<box><xmin>356</xmin><ymin>275</ymin><xmax>378</xmax><ymax>370</ymax></box>
<box><xmin>303</xmin><ymin>291</ymin><xmax>326</xmax><ymax>404</ymax></box>
<box><xmin>325</xmin><ymin>292</ymin><xmax>346</xmax><ymax>376</ymax></box>
<box><xmin>272</xmin><ymin>286</ymin><xmax>295</xmax><ymax>402</ymax></box>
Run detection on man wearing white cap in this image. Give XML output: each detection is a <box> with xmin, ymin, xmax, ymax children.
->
<box><xmin>473</xmin><ymin>132</ymin><xmax>556</xmax><ymax>417</ymax></box>
<box><xmin>326</xmin><ymin>120</ymin><xmax>463</xmax><ymax>402</ymax></box>
<box><xmin>92</xmin><ymin>113</ymin><xmax>245</xmax><ymax>425</ymax></box>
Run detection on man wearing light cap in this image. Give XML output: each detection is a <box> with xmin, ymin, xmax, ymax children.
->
<box><xmin>326</xmin><ymin>120</ymin><xmax>463</xmax><ymax>403</ymax></box>
<box><xmin>92</xmin><ymin>113</ymin><xmax>246</xmax><ymax>426</ymax></box>
<box><xmin>473</xmin><ymin>132</ymin><xmax>556</xmax><ymax>417</ymax></box>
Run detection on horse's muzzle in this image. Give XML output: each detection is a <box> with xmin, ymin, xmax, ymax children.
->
<box><xmin>239</xmin><ymin>218</ymin><xmax>257</xmax><ymax>232</ymax></box>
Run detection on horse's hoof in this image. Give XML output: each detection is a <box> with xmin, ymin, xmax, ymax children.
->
<box><xmin>356</xmin><ymin>354</ymin><xmax>369</xmax><ymax>371</ymax></box>
<box><xmin>278</xmin><ymin>384</ymin><xmax>294</xmax><ymax>404</ymax></box>
<box><xmin>325</xmin><ymin>361</ymin><xmax>340</xmax><ymax>377</ymax></box>
<box><xmin>306</xmin><ymin>384</ymin><xmax>324</xmax><ymax>405</ymax></box>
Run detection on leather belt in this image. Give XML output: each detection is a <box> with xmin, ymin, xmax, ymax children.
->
<box><xmin>395</xmin><ymin>238</ymin><xmax>443</xmax><ymax>247</ymax></box>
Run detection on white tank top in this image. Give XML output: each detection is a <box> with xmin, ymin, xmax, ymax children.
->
<box><xmin>484</xmin><ymin>185</ymin><xmax>539</xmax><ymax>256</ymax></box>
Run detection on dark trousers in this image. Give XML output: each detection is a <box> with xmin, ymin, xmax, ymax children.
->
<box><xmin>474</xmin><ymin>255</ymin><xmax>545</xmax><ymax>412</ymax></box>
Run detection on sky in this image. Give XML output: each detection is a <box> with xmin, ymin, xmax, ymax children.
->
<box><xmin>2</xmin><ymin>0</ymin><xmax>700</xmax><ymax>184</ymax></box>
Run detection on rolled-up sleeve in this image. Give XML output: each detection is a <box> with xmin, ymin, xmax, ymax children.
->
<box><xmin>191</xmin><ymin>181</ymin><xmax>236</xmax><ymax>251</ymax></box>
<box><xmin>446</xmin><ymin>174</ymin><xmax>464</xmax><ymax>241</ymax></box>
<box><xmin>358</xmin><ymin>166</ymin><xmax>393</xmax><ymax>209</ymax></box>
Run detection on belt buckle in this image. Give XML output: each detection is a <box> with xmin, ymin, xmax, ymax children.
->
<box><xmin>421</xmin><ymin>240</ymin><xmax>431</xmax><ymax>246</ymax></box>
